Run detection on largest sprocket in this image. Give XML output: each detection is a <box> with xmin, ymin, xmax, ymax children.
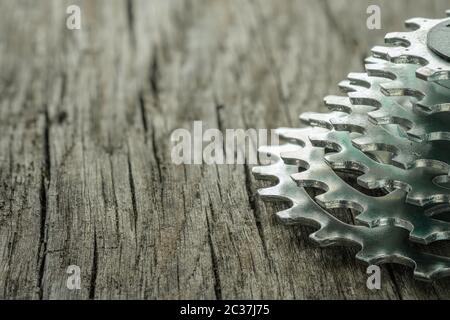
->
<box><xmin>253</xmin><ymin>12</ymin><xmax>450</xmax><ymax>281</ymax></box>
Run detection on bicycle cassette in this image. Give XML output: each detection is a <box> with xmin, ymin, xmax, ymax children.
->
<box><xmin>253</xmin><ymin>12</ymin><xmax>450</xmax><ymax>281</ymax></box>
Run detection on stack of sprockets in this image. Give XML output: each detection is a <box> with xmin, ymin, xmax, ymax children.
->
<box><xmin>253</xmin><ymin>12</ymin><xmax>450</xmax><ymax>281</ymax></box>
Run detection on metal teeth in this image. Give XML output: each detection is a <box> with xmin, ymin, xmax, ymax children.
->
<box><xmin>277</xmin><ymin>129</ymin><xmax>450</xmax><ymax>243</ymax></box>
<box><xmin>372</xmin><ymin>16</ymin><xmax>450</xmax><ymax>82</ymax></box>
<box><xmin>252</xmin><ymin>134</ymin><xmax>450</xmax><ymax>281</ymax></box>
<box><xmin>364</xmin><ymin>58</ymin><xmax>450</xmax><ymax>142</ymax></box>
<box><xmin>252</xmin><ymin>12</ymin><xmax>450</xmax><ymax>281</ymax></box>
<box><xmin>366</xmin><ymin>57</ymin><xmax>450</xmax><ymax>114</ymax></box>
<box><xmin>301</xmin><ymin>55</ymin><xmax>450</xmax><ymax>168</ymax></box>
<box><xmin>300</xmin><ymin>99</ymin><xmax>432</xmax><ymax>169</ymax></box>
<box><xmin>307</xmin><ymin>130</ymin><xmax>449</xmax><ymax>206</ymax></box>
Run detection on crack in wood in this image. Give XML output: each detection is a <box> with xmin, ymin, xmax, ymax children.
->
<box><xmin>38</xmin><ymin>107</ymin><xmax>50</xmax><ymax>300</ymax></box>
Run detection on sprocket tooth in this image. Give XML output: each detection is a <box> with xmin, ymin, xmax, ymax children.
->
<box><xmin>372</xmin><ymin>45</ymin><xmax>403</xmax><ymax>61</ymax></box>
<box><xmin>338</xmin><ymin>80</ymin><xmax>358</xmax><ymax>93</ymax></box>
<box><xmin>410</xmin><ymin>221</ymin><xmax>450</xmax><ymax>245</ymax></box>
<box><xmin>252</xmin><ymin>165</ymin><xmax>270</xmax><ymax>178</ymax></box>
<box><xmin>416</xmin><ymin>65</ymin><xmax>450</xmax><ymax>82</ymax></box>
<box><xmin>322</xmin><ymin>152</ymin><xmax>347</xmax><ymax>167</ymax></box>
<box><xmin>276</xmin><ymin>208</ymin><xmax>299</xmax><ymax>225</ymax></box>
<box><xmin>290</xmin><ymin>171</ymin><xmax>316</xmax><ymax>186</ymax></box>
<box><xmin>348</xmin><ymin>92</ymin><xmax>381</xmax><ymax>108</ymax></box>
<box><xmin>365</xmin><ymin>63</ymin><xmax>396</xmax><ymax>79</ymax></box>
<box><xmin>371</xmin><ymin>45</ymin><xmax>391</xmax><ymax>60</ymax></box>
<box><xmin>347</xmin><ymin>72</ymin><xmax>371</xmax><ymax>88</ymax></box>
<box><xmin>367</xmin><ymin>109</ymin><xmax>391</xmax><ymax>123</ymax></box>
<box><xmin>364</xmin><ymin>56</ymin><xmax>379</xmax><ymax>65</ymax></box>
<box><xmin>354</xmin><ymin>249</ymin><xmax>380</xmax><ymax>265</ymax></box>
<box><xmin>407</xmin><ymin>186</ymin><xmax>450</xmax><ymax>207</ymax></box>
<box><xmin>281</xmin><ymin>151</ymin><xmax>310</xmax><ymax>168</ymax></box>
<box><xmin>314</xmin><ymin>192</ymin><xmax>338</xmax><ymax>207</ymax></box>
<box><xmin>416</xmin><ymin>100</ymin><xmax>450</xmax><ymax>114</ymax></box>
<box><xmin>257</xmin><ymin>186</ymin><xmax>284</xmax><ymax>200</ymax></box>
<box><xmin>413</xmin><ymin>256</ymin><xmax>450</xmax><ymax>282</ymax></box>
<box><xmin>356</xmin><ymin>172</ymin><xmax>380</xmax><ymax>189</ymax></box>
<box><xmin>309</xmin><ymin>227</ymin><xmax>339</xmax><ymax>246</ymax></box>
<box><xmin>404</xmin><ymin>17</ymin><xmax>427</xmax><ymax>30</ymax></box>
<box><xmin>379</xmin><ymin>81</ymin><xmax>424</xmax><ymax>99</ymax></box>
<box><xmin>391</xmin><ymin>153</ymin><xmax>416</xmax><ymax>170</ymax></box>
<box><xmin>407</xmin><ymin>126</ymin><xmax>426</xmax><ymax>140</ymax></box>
<box><xmin>353</xmin><ymin>212</ymin><xmax>374</xmax><ymax>227</ymax></box>
<box><xmin>300</xmin><ymin>112</ymin><xmax>337</xmax><ymax>129</ymax></box>
<box><xmin>416</xmin><ymin>66</ymin><xmax>435</xmax><ymax>80</ymax></box>
<box><xmin>351</xmin><ymin>135</ymin><xmax>373</xmax><ymax>148</ymax></box>
<box><xmin>275</xmin><ymin>127</ymin><xmax>315</xmax><ymax>144</ymax></box>
<box><xmin>384</xmin><ymin>32</ymin><xmax>411</xmax><ymax>46</ymax></box>
<box><xmin>323</xmin><ymin>95</ymin><xmax>353</xmax><ymax>113</ymax></box>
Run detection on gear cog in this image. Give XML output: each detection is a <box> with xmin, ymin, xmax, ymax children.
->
<box><xmin>253</xmin><ymin>12</ymin><xmax>450</xmax><ymax>281</ymax></box>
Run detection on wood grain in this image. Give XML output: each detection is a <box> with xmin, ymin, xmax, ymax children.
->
<box><xmin>0</xmin><ymin>0</ymin><xmax>449</xmax><ymax>299</ymax></box>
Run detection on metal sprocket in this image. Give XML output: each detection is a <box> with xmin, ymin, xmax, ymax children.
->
<box><xmin>253</xmin><ymin>12</ymin><xmax>450</xmax><ymax>281</ymax></box>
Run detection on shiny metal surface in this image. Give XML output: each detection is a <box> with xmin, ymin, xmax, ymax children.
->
<box><xmin>253</xmin><ymin>12</ymin><xmax>450</xmax><ymax>281</ymax></box>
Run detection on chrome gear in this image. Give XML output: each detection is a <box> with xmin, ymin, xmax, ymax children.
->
<box><xmin>253</xmin><ymin>12</ymin><xmax>450</xmax><ymax>281</ymax></box>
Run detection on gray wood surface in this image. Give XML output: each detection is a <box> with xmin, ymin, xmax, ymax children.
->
<box><xmin>0</xmin><ymin>0</ymin><xmax>449</xmax><ymax>299</ymax></box>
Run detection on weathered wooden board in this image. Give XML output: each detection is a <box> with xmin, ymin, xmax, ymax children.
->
<box><xmin>0</xmin><ymin>0</ymin><xmax>449</xmax><ymax>299</ymax></box>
